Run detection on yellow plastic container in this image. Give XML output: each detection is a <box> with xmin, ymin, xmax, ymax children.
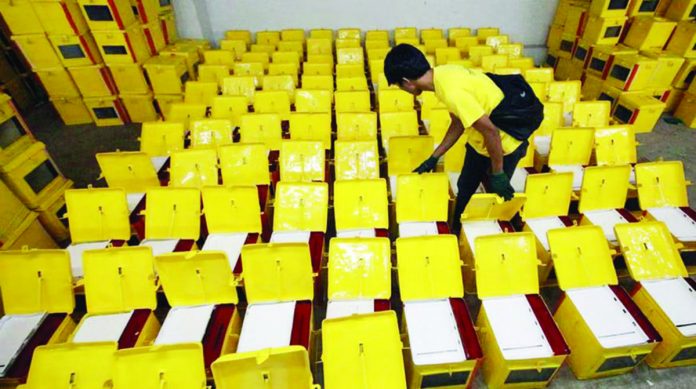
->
<box><xmin>279</xmin><ymin>140</ymin><xmax>325</xmax><ymax>183</ymax></box>
<box><xmin>582</xmin><ymin>73</ymin><xmax>605</xmax><ymax>100</ymax></box>
<box><xmin>168</xmin><ymin>149</ymin><xmax>218</xmax><ymax>188</ymax></box>
<box><xmin>120</xmin><ymin>93</ymin><xmax>159</xmax><ymax>122</ymax></box>
<box><xmin>95</xmin><ymin>151</ymin><xmax>159</xmax><ymax>193</ymax></box>
<box><xmin>201</xmin><ymin>186</ymin><xmax>262</xmax><ymax>236</ymax></box>
<box><xmin>210</xmin><ymin>95</ymin><xmax>248</xmax><ymax>126</ymax></box>
<box><xmin>139</xmin><ymin>121</ymin><xmax>185</xmax><ymax>158</ymax></box>
<box><xmin>34</xmin><ymin>67</ymin><xmax>81</xmax><ymax>98</ymax></box>
<box><xmin>333</xmin><ymin>180</ymin><xmax>388</xmax><ymax>232</ymax></box>
<box><xmin>674</xmin><ymin>92</ymin><xmax>696</xmax><ymax>127</ymax></box>
<box><xmin>64</xmin><ymin>187</ymin><xmax>131</xmax><ymax>243</ymax></box>
<box><xmin>322</xmin><ymin>311</ymin><xmax>406</xmax><ymax>389</ymax></box>
<box><xmin>273</xmin><ymin>181</ymin><xmax>328</xmax><ymax>234</ymax></box>
<box><xmin>665</xmin><ymin>0</ymin><xmax>696</xmax><ymax>20</ymax></box>
<box><xmin>573</xmin><ymin>100</ymin><xmax>611</xmax><ymax>127</ymax></box>
<box><xmin>590</xmin><ymin>0</ymin><xmax>632</xmax><ymax>17</ymax></box>
<box><xmin>0</xmin><ymin>211</ymin><xmax>59</xmax><ymax>249</ymax></box>
<box><xmin>31</xmin><ymin>0</ymin><xmax>89</xmax><ymax>35</ymax></box>
<box><xmin>92</xmin><ymin>22</ymin><xmax>152</xmax><ymax>65</ymax></box>
<box><xmin>666</xmin><ymin>20</ymin><xmax>696</xmax><ymax>58</ymax></box>
<box><xmin>184</xmin><ymin>81</ymin><xmax>218</xmax><ymax>106</ymax></box>
<box><xmin>189</xmin><ymin>118</ymin><xmax>233</xmax><ymax>149</ymax></box>
<box><xmin>142</xmin><ymin>21</ymin><xmax>166</xmax><ymax>54</ymax></box>
<box><xmin>294</xmin><ymin>90</ymin><xmax>332</xmax><ymax>114</ymax></box>
<box><xmin>253</xmin><ymin>91</ymin><xmax>291</xmax><ymax>121</ymax></box>
<box><xmin>160</xmin><ymin>43</ymin><xmax>199</xmax><ymax>77</ymax></box>
<box><xmin>107</xmin><ymin>63</ymin><xmax>149</xmax><ymax>94</ymax></box>
<box><xmin>547</xmin><ymin>80</ymin><xmax>582</xmax><ymax>113</ymax></box>
<box><xmin>585</xmin><ymin>44</ymin><xmax>637</xmax><ymax>79</ymax></box>
<box><xmin>672</xmin><ymin>58</ymin><xmax>696</xmax><ymax>89</ymax></box>
<box><xmin>77</xmin><ymin>0</ymin><xmax>136</xmax><ymax>31</ymax></box>
<box><xmin>627</xmin><ymin>0</ymin><xmax>665</xmax><ymax>16</ymax></box>
<box><xmin>0</xmin><ymin>94</ymin><xmax>33</xmax><ymax>164</ymax></box>
<box><xmin>113</xmin><ymin>344</ymin><xmax>207</xmax><ymax>388</ymax></box>
<box><xmin>554</xmin><ymin>57</ymin><xmax>584</xmax><ymax>81</ymax></box>
<box><xmin>142</xmin><ymin>187</ymin><xmax>201</xmax><ymax>239</ymax></box>
<box><xmin>239</xmin><ymin>113</ymin><xmax>282</xmax><ymax>150</ymax></box>
<box><xmin>387</xmin><ymin>135</ymin><xmax>433</xmax><ymax>177</ymax></box>
<box><xmin>582</xmin><ymin>15</ymin><xmax>627</xmax><ymax>45</ymax></box>
<box><xmin>198</xmin><ymin>64</ymin><xmax>230</xmax><ymax>87</ymax></box>
<box><xmin>70</xmin><ymin>246</ymin><xmax>160</xmax><ymax>346</ymax></box>
<box><xmin>143</xmin><ymin>55</ymin><xmax>188</xmax><ymax>95</ymax></box>
<box><xmin>159</xmin><ymin>11</ymin><xmax>177</xmax><ymax>45</ymax></box>
<box><xmin>167</xmin><ymin>102</ymin><xmax>207</xmax><ymax>127</ymax></box>
<box><xmin>154</xmin><ymin>94</ymin><xmax>184</xmax><ymax>120</ymax></box>
<box><xmin>130</xmin><ymin>0</ymin><xmax>158</xmax><ymax>24</ymax></box>
<box><xmin>11</xmin><ymin>34</ymin><xmax>62</xmax><ymax>69</ymax></box>
<box><xmin>612</xmin><ymin>93</ymin><xmax>665</xmax><ymax>133</ymax></box>
<box><xmin>643</xmin><ymin>51</ymin><xmax>686</xmax><ymax>90</ymax></box>
<box><xmin>83</xmin><ymin>95</ymin><xmax>129</xmax><ymax>126</ymax></box>
<box><xmin>217</xmin><ymin>143</ymin><xmax>270</xmax><ymax>187</ymax></box>
<box><xmin>50</xmin><ymin>97</ymin><xmax>94</xmax><ymax>125</ymax></box>
<box><xmin>48</xmin><ymin>32</ymin><xmax>102</xmax><ymax>67</ymax></box>
<box><xmin>36</xmin><ymin>180</ymin><xmax>73</xmax><ymax>242</ymax></box>
<box><xmin>333</xmin><ymin>140</ymin><xmax>380</xmax><ymax>181</ymax></box>
<box><xmin>67</xmin><ymin>63</ymin><xmax>119</xmax><ymax>97</ymax></box>
<box><xmin>0</xmin><ymin>0</ymin><xmax>44</xmax><ymax>35</ymax></box>
<box><xmin>593</xmin><ymin>125</ymin><xmax>636</xmax><ymax>166</ymax></box>
<box><xmin>624</xmin><ymin>16</ymin><xmax>677</xmax><ymax>51</ymax></box>
<box><xmin>0</xmin><ymin>175</ymin><xmax>31</xmax><ymax>244</ymax></box>
<box><xmin>395</xmin><ymin>173</ymin><xmax>449</xmax><ymax>224</ymax></box>
<box><xmin>606</xmin><ymin>54</ymin><xmax>658</xmax><ymax>91</ymax></box>
<box><xmin>288</xmin><ymin>112</ymin><xmax>331</xmax><ymax>149</ymax></box>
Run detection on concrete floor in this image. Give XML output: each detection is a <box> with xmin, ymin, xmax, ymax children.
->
<box><xmin>27</xmin><ymin>102</ymin><xmax>696</xmax><ymax>388</ymax></box>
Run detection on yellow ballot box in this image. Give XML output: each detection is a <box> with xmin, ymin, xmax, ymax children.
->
<box><xmin>113</xmin><ymin>344</ymin><xmax>207</xmax><ymax>389</ymax></box>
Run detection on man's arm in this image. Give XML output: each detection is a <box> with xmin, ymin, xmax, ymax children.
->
<box><xmin>432</xmin><ymin>113</ymin><xmax>465</xmax><ymax>158</ymax></box>
<box><xmin>472</xmin><ymin>114</ymin><xmax>504</xmax><ymax>173</ymax></box>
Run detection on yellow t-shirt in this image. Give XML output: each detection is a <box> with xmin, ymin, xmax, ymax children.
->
<box><xmin>433</xmin><ymin>65</ymin><xmax>522</xmax><ymax>156</ymax></box>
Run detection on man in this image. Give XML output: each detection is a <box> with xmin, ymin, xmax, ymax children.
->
<box><xmin>384</xmin><ymin>44</ymin><xmax>543</xmax><ymax>234</ymax></box>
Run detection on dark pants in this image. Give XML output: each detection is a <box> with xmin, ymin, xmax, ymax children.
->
<box><xmin>452</xmin><ymin>140</ymin><xmax>528</xmax><ymax>235</ymax></box>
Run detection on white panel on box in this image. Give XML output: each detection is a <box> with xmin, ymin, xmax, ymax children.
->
<box><xmin>73</xmin><ymin>311</ymin><xmax>134</xmax><ymax>343</ymax></box>
<box><xmin>525</xmin><ymin>217</ymin><xmax>566</xmax><ymax>251</ymax></box>
<box><xmin>399</xmin><ymin>221</ymin><xmax>439</xmax><ymax>238</ymax></box>
<box><xmin>534</xmin><ymin>136</ymin><xmax>551</xmax><ymax>158</ymax></box>
<box><xmin>642</xmin><ymin>278</ymin><xmax>696</xmax><ymax>337</ymax></box>
<box><xmin>326</xmin><ymin>299</ymin><xmax>375</xmax><ymax>319</ymax></box>
<box><xmin>202</xmin><ymin>232</ymin><xmax>248</xmax><ymax>269</ymax></box>
<box><xmin>550</xmin><ymin>164</ymin><xmax>584</xmax><ymax>191</ymax></box>
<box><xmin>567</xmin><ymin>286</ymin><xmax>648</xmax><ymax>348</ymax></box>
<box><xmin>336</xmin><ymin>229</ymin><xmax>376</xmax><ymax>238</ymax></box>
<box><xmin>154</xmin><ymin>305</ymin><xmax>215</xmax><ymax>345</ymax></box>
<box><xmin>67</xmin><ymin>241</ymin><xmax>110</xmax><ymax>278</ymax></box>
<box><xmin>449</xmin><ymin>172</ymin><xmax>485</xmax><ymax>196</ymax></box>
<box><xmin>269</xmin><ymin>231</ymin><xmax>311</xmax><ymax>244</ymax></box>
<box><xmin>236</xmin><ymin>301</ymin><xmax>296</xmax><ymax>353</ymax></box>
<box><xmin>511</xmin><ymin>167</ymin><xmax>529</xmax><ymax>193</ymax></box>
<box><xmin>483</xmin><ymin>295</ymin><xmax>553</xmax><ymax>360</ymax></box>
<box><xmin>0</xmin><ymin>313</ymin><xmax>46</xmax><ymax>377</ymax></box>
<box><xmin>140</xmin><ymin>239</ymin><xmax>180</xmax><ymax>257</ymax></box>
<box><xmin>127</xmin><ymin>192</ymin><xmax>145</xmax><ymax>213</ymax></box>
<box><xmin>647</xmin><ymin>207</ymin><xmax>696</xmax><ymax>243</ymax></box>
<box><xmin>404</xmin><ymin>299</ymin><xmax>466</xmax><ymax>366</ymax></box>
<box><xmin>462</xmin><ymin>220</ymin><xmax>503</xmax><ymax>252</ymax></box>
<box><xmin>389</xmin><ymin>175</ymin><xmax>398</xmax><ymax>202</ymax></box>
<box><xmin>583</xmin><ymin>209</ymin><xmax>628</xmax><ymax>243</ymax></box>
<box><xmin>151</xmin><ymin>156</ymin><xmax>169</xmax><ymax>172</ymax></box>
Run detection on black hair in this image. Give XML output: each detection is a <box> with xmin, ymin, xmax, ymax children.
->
<box><xmin>383</xmin><ymin>44</ymin><xmax>431</xmax><ymax>86</ymax></box>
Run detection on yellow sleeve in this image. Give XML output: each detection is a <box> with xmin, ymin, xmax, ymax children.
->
<box><xmin>442</xmin><ymin>88</ymin><xmax>486</xmax><ymax>128</ymax></box>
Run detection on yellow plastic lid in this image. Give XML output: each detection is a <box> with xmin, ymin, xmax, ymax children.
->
<box><xmin>82</xmin><ymin>246</ymin><xmax>157</xmax><ymax>314</ymax></box>
<box><xmin>333</xmin><ymin>140</ymin><xmax>380</xmax><ymax>180</ymax></box>
<box><xmin>328</xmin><ymin>238</ymin><xmax>391</xmax><ymax>300</ymax></box>
<box><xmin>190</xmin><ymin>119</ymin><xmax>234</xmax><ymax>149</ymax></box>
<box><xmin>635</xmin><ymin>161</ymin><xmax>690</xmax><ymax>209</ymax></box>
<box><xmin>547</xmin><ymin>128</ymin><xmax>595</xmax><ymax>166</ymax></box>
<box><xmin>144</xmin><ymin>187</ymin><xmax>201</xmax><ymax>240</ymax></box>
<box><xmin>65</xmin><ymin>188</ymin><xmax>131</xmax><ymax>243</ymax></box>
<box><xmin>475</xmin><ymin>232</ymin><xmax>539</xmax><ymax>298</ymax></box>
<box><xmin>461</xmin><ymin>193</ymin><xmax>526</xmax><ymax>221</ymax></box>
<box><xmin>0</xmin><ymin>249</ymin><xmax>74</xmax><ymax>314</ymax></box>
<box><xmin>218</xmin><ymin>143</ymin><xmax>270</xmax><ymax>186</ymax></box>
<box><xmin>395</xmin><ymin>173</ymin><xmax>449</xmax><ymax>223</ymax></box>
<box><xmin>113</xmin><ymin>344</ymin><xmax>206</xmax><ymax>389</ymax></box>
<box><xmin>169</xmin><ymin>149</ymin><xmax>219</xmax><ymax>188</ymax></box>
<box><xmin>594</xmin><ymin>125</ymin><xmax>637</xmax><ymax>166</ymax></box>
<box><xmin>155</xmin><ymin>251</ymin><xmax>238</xmax><ymax>306</ymax></box>
<box><xmin>522</xmin><ymin>172</ymin><xmax>574</xmax><ymax>219</ymax></box>
<box><xmin>578</xmin><ymin>165</ymin><xmax>631</xmax><ymax>213</ymax></box>
<box><xmin>548</xmin><ymin>226</ymin><xmax>618</xmax><ymax>290</ymax></box>
<box><xmin>201</xmin><ymin>186</ymin><xmax>262</xmax><ymax>234</ymax></box>
<box><xmin>139</xmin><ymin>121</ymin><xmax>186</xmax><ymax>157</ymax></box>
<box><xmin>333</xmin><ymin>179</ymin><xmax>389</xmax><ymax>231</ymax></box>
<box><xmin>615</xmin><ymin>222</ymin><xmax>687</xmax><ymax>281</ymax></box>
<box><xmin>279</xmin><ymin>140</ymin><xmax>326</xmax><ymax>182</ymax></box>
<box><xmin>96</xmin><ymin>151</ymin><xmax>160</xmax><ymax>193</ymax></box>
<box><xmin>273</xmin><ymin>182</ymin><xmax>328</xmax><ymax>232</ymax></box>
<box><xmin>212</xmin><ymin>346</ymin><xmax>316</xmax><ymax>389</ymax></box>
<box><xmin>23</xmin><ymin>342</ymin><xmax>117</xmax><ymax>389</ymax></box>
<box><xmin>240</xmin><ymin>243</ymin><xmax>314</xmax><ymax>304</ymax></box>
<box><xmin>322</xmin><ymin>311</ymin><xmax>406</xmax><ymax>389</ymax></box>
<box><xmin>396</xmin><ymin>235</ymin><xmax>463</xmax><ymax>301</ymax></box>
<box><xmin>387</xmin><ymin>136</ymin><xmax>434</xmax><ymax>176</ymax></box>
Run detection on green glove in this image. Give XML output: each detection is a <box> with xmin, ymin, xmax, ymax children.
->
<box><xmin>413</xmin><ymin>156</ymin><xmax>439</xmax><ymax>174</ymax></box>
<box><xmin>490</xmin><ymin>172</ymin><xmax>515</xmax><ymax>200</ymax></box>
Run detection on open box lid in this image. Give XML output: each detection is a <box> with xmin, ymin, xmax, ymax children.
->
<box><xmin>328</xmin><ymin>237</ymin><xmax>391</xmax><ymax>301</ymax></box>
<box><xmin>113</xmin><ymin>344</ymin><xmax>206</xmax><ymax>389</ymax></box>
<box><xmin>169</xmin><ymin>149</ymin><xmax>219</xmax><ymax>188</ymax></box>
<box><xmin>548</xmin><ymin>128</ymin><xmax>594</xmax><ymax>166</ymax></box>
<box><xmin>334</xmin><ymin>179</ymin><xmax>389</xmax><ymax>231</ymax></box>
<box><xmin>96</xmin><ymin>151</ymin><xmax>160</xmax><ymax>193</ymax></box>
<box><xmin>218</xmin><ymin>143</ymin><xmax>271</xmax><ymax>186</ymax></box>
<box><xmin>140</xmin><ymin>121</ymin><xmax>186</xmax><ymax>157</ymax></box>
<box><xmin>212</xmin><ymin>346</ymin><xmax>316</xmax><ymax>389</ymax></box>
<box><xmin>279</xmin><ymin>140</ymin><xmax>326</xmax><ymax>183</ymax></box>
<box><xmin>461</xmin><ymin>193</ymin><xmax>526</xmax><ymax>222</ymax></box>
<box><xmin>65</xmin><ymin>188</ymin><xmax>131</xmax><ymax>243</ymax></box>
<box><xmin>190</xmin><ymin>119</ymin><xmax>234</xmax><ymax>149</ymax></box>
<box><xmin>322</xmin><ymin>311</ymin><xmax>406</xmax><ymax>389</ymax></box>
<box><xmin>22</xmin><ymin>342</ymin><xmax>117</xmax><ymax>389</ymax></box>
<box><xmin>144</xmin><ymin>187</ymin><xmax>201</xmax><ymax>240</ymax></box>
<box><xmin>0</xmin><ymin>249</ymin><xmax>74</xmax><ymax>314</ymax></box>
<box><xmin>635</xmin><ymin>161</ymin><xmax>690</xmax><ymax>209</ymax></box>
<box><xmin>522</xmin><ymin>172</ymin><xmax>574</xmax><ymax>219</ymax></box>
<box><xmin>396</xmin><ymin>235</ymin><xmax>463</xmax><ymax>301</ymax></box>
<box><xmin>273</xmin><ymin>182</ymin><xmax>329</xmax><ymax>232</ymax></box>
<box><xmin>155</xmin><ymin>251</ymin><xmax>238</xmax><ymax>306</ymax></box>
<box><xmin>201</xmin><ymin>186</ymin><xmax>262</xmax><ymax>234</ymax></box>
<box><xmin>615</xmin><ymin>221</ymin><xmax>687</xmax><ymax>281</ymax></box>
<box><xmin>578</xmin><ymin>165</ymin><xmax>631</xmax><ymax>213</ymax></box>
<box><xmin>573</xmin><ymin>101</ymin><xmax>611</xmax><ymax>127</ymax></box>
<box><xmin>548</xmin><ymin>226</ymin><xmax>618</xmax><ymax>290</ymax></box>
<box><xmin>387</xmin><ymin>135</ymin><xmax>434</xmax><ymax>176</ymax></box>
<box><xmin>82</xmin><ymin>246</ymin><xmax>157</xmax><ymax>314</ymax></box>
<box><xmin>395</xmin><ymin>173</ymin><xmax>449</xmax><ymax>223</ymax></box>
<box><xmin>475</xmin><ymin>232</ymin><xmax>539</xmax><ymax>298</ymax></box>
<box><xmin>594</xmin><ymin>125</ymin><xmax>637</xmax><ymax>166</ymax></box>
<box><xmin>240</xmin><ymin>243</ymin><xmax>314</xmax><ymax>304</ymax></box>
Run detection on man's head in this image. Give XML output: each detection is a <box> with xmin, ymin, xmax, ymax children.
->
<box><xmin>384</xmin><ymin>44</ymin><xmax>431</xmax><ymax>96</ymax></box>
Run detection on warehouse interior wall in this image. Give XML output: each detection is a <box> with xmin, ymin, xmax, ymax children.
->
<box><xmin>172</xmin><ymin>0</ymin><xmax>557</xmax><ymax>63</ymax></box>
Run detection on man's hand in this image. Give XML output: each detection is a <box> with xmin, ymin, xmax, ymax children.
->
<box><xmin>413</xmin><ymin>156</ymin><xmax>439</xmax><ymax>174</ymax></box>
<box><xmin>490</xmin><ymin>172</ymin><xmax>515</xmax><ymax>200</ymax></box>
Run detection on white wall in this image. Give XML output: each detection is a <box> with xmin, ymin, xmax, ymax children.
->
<box><xmin>173</xmin><ymin>0</ymin><xmax>557</xmax><ymax>63</ymax></box>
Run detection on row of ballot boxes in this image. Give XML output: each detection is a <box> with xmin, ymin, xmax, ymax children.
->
<box><xmin>2</xmin><ymin>220</ymin><xmax>696</xmax><ymax>388</ymax></box>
